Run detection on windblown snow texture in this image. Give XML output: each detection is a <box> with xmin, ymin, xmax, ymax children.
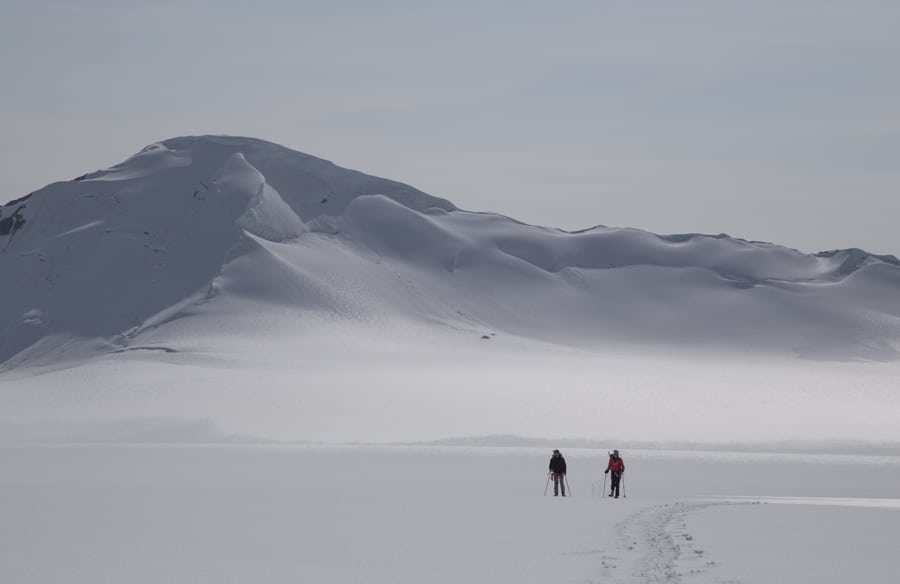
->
<box><xmin>1</xmin><ymin>135</ymin><xmax>899</xmax><ymax>368</ymax></box>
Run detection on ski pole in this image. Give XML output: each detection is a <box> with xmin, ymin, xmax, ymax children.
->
<box><xmin>602</xmin><ymin>474</ymin><xmax>607</xmax><ymax>499</ymax></box>
<box><xmin>544</xmin><ymin>473</ymin><xmax>551</xmax><ymax>496</ymax></box>
<box><xmin>622</xmin><ymin>474</ymin><xmax>626</xmax><ymax>498</ymax></box>
<box><xmin>565</xmin><ymin>475</ymin><xmax>572</xmax><ymax>497</ymax></box>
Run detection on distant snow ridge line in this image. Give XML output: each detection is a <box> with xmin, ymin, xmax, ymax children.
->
<box><xmin>1</xmin><ymin>134</ymin><xmax>899</xmax><ymax>368</ymax></box>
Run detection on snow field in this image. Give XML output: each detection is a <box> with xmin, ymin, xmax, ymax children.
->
<box><xmin>688</xmin><ymin>503</ymin><xmax>900</xmax><ymax>584</ymax></box>
<box><xmin>3</xmin><ymin>324</ymin><xmax>900</xmax><ymax>445</ymax></box>
<box><xmin>1</xmin><ymin>445</ymin><xmax>898</xmax><ymax>584</ymax></box>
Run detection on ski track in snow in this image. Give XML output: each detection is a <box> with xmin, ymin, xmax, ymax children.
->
<box><xmin>601</xmin><ymin>501</ymin><xmax>741</xmax><ymax>584</ymax></box>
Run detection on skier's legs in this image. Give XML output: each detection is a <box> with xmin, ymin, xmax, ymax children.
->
<box><xmin>553</xmin><ymin>473</ymin><xmax>560</xmax><ymax>495</ymax></box>
<box><xmin>610</xmin><ymin>473</ymin><xmax>620</xmax><ymax>497</ymax></box>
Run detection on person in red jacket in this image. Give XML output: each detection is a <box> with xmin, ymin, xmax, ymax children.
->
<box><xmin>604</xmin><ymin>450</ymin><xmax>625</xmax><ymax>498</ymax></box>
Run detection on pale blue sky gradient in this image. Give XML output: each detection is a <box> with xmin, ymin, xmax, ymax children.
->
<box><xmin>2</xmin><ymin>0</ymin><xmax>899</xmax><ymax>253</ymax></box>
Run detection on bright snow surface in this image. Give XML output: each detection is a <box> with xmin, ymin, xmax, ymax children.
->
<box><xmin>2</xmin><ymin>444</ymin><xmax>899</xmax><ymax>584</ymax></box>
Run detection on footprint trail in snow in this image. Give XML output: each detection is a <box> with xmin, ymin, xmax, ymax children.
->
<box><xmin>598</xmin><ymin>502</ymin><xmax>741</xmax><ymax>584</ymax></box>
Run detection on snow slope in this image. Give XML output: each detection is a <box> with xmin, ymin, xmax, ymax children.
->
<box><xmin>1</xmin><ymin>135</ymin><xmax>900</xmax><ymax>444</ymax></box>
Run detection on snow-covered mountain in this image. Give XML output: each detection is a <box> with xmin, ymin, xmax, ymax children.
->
<box><xmin>4</xmin><ymin>135</ymin><xmax>900</xmax><ymax>445</ymax></box>
<box><xmin>2</xmin><ymin>135</ymin><xmax>900</xmax><ymax>370</ymax></box>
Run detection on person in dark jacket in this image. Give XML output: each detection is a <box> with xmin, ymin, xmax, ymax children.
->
<box><xmin>548</xmin><ymin>449</ymin><xmax>567</xmax><ymax>496</ymax></box>
<box><xmin>604</xmin><ymin>449</ymin><xmax>625</xmax><ymax>498</ymax></box>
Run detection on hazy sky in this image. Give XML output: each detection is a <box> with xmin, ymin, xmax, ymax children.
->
<box><xmin>2</xmin><ymin>0</ymin><xmax>898</xmax><ymax>254</ymax></box>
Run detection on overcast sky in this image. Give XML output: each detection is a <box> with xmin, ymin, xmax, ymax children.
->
<box><xmin>2</xmin><ymin>0</ymin><xmax>898</xmax><ymax>254</ymax></box>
